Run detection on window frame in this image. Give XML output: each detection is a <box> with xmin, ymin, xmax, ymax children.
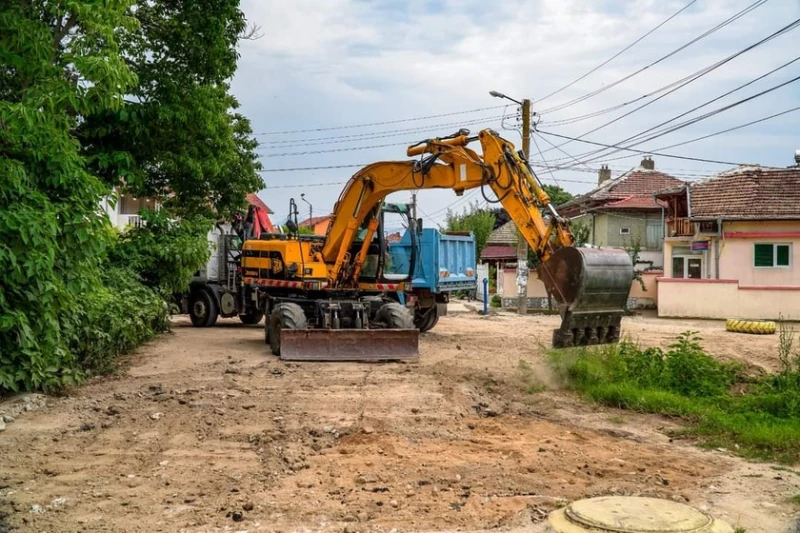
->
<box><xmin>619</xmin><ymin>226</ymin><xmax>631</xmax><ymax>235</ymax></box>
<box><xmin>672</xmin><ymin>255</ymin><xmax>703</xmax><ymax>279</ymax></box>
<box><xmin>753</xmin><ymin>243</ymin><xmax>792</xmax><ymax>269</ymax></box>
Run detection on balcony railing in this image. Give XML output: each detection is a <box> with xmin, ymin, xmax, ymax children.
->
<box><xmin>667</xmin><ymin>217</ymin><xmax>693</xmax><ymax>237</ymax></box>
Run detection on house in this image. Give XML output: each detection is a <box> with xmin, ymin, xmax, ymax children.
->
<box><xmin>654</xmin><ymin>157</ymin><xmax>800</xmax><ymax>320</ymax></box>
<box><xmin>299</xmin><ymin>215</ymin><xmax>331</xmax><ymax>235</ymax></box>
<box><xmin>558</xmin><ymin>157</ymin><xmax>685</xmax><ymax>270</ymax></box>
<box><xmin>100</xmin><ymin>187</ymin><xmax>160</xmax><ymax>230</ymax></box>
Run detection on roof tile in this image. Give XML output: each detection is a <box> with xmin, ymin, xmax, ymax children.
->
<box><xmin>687</xmin><ymin>166</ymin><xmax>800</xmax><ymax>219</ymax></box>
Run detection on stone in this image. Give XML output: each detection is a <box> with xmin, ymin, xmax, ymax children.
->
<box><xmin>242</xmin><ymin>404</ymin><xmax>256</xmax><ymax>410</ymax></box>
<box><xmin>467</xmin><ymin>423</ymin><xmax>477</xmax><ymax>430</ymax></box>
<box><xmin>3</xmin><ymin>415</ymin><xmax>15</xmax><ymax>424</ymax></box>
<box><xmin>390</xmin><ymin>499</ymin><xmax>398</xmax><ymax>508</ymax></box>
<box><xmin>362</xmin><ymin>426</ymin><xmax>375</xmax><ymax>435</ymax></box>
<box><xmin>0</xmin><ymin>420</ymin><xmax>5</xmax><ymax>432</ymax></box>
<box><xmin>243</xmin><ymin>502</ymin><xmax>254</xmax><ymax>511</ymax></box>
<box><xmin>150</xmin><ymin>413</ymin><xmax>163</xmax><ymax>421</ymax></box>
<box><xmin>106</xmin><ymin>406</ymin><xmax>121</xmax><ymax>416</ymax></box>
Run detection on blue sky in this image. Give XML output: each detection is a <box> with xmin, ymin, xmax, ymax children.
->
<box><xmin>231</xmin><ymin>0</ymin><xmax>800</xmax><ymax>227</ymax></box>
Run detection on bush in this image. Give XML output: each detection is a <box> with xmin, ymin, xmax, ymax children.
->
<box><xmin>490</xmin><ymin>294</ymin><xmax>502</xmax><ymax>308</ymax></box>
<box><xmin>68</xmin><ymin>268</ymin><xmax>169</xmax><ymax>375</ymax></box>
<box><xmin>550</xmin><ymin>331</ymin><xmax>800</xmax><ymax>463</ymax></box>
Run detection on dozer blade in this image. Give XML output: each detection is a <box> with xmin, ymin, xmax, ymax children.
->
<box><xmin>279</xmin><ymin>328</ymin><xmax>420</xmax><ymax>362</ymax></box>
<box><xmin>538</xmin><ymin>247</ymin><xmax>634</xmax><ymax>349</ymax></box>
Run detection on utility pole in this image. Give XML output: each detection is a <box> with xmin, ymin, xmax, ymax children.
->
<box><xmin>411</xmin><ymin>191</ymin><xmax>418</xmax><ymax>231</ymax></box>
<box><xmin>517</xmin><ymin>98</ymin><xmax>531</xmax><ymax>316</ymax></box>
<box><xmin>300</xmin><ymin>193</ymin><xmax>312</xmax><ymax>222</ymax></box>
<box><xmin>489</xmin><ymin>91</ymin><xmax>532</xmax><ymax>315</ymax></box>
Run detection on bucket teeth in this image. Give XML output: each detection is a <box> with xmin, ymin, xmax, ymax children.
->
<box><xmin>552</xmin><ymin>312</ymin><xmax>623</xmax><ymax>349</ymax></box>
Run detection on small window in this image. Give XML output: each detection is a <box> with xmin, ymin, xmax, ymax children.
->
<box><xmin>754</xmin><ymin>243</ymin><xmax>791</xmax><ymax>268</ymax></box>
<box><xmin>619</xmin><ymin>227</ymin><xmax>631</xmax><ymax>235</ymax></box>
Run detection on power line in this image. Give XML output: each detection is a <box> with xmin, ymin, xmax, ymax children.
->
<box><xmin>538</xmin><ymin>16</ymin><xmax>800</xmax><ymax>159</ymax></box>
<box><xmin>562</xmin><ymin>72</ymin><xmax>800</xmax><ymax>167</ymax></box>
<box><xmin>257</xmin><ymin>115</ymin><xmax>508</xmax><ymax>147</ymax></box>
<box><xmin>537</xmin><ymin>0</ymin><xmax>768</xmax><ymax>115</ymax></box>
<box><xmin>255</xmin><ymin>105</ymin><xmax>507</xmax><ymax>135</ymax></box>
<box><xmin>536</xmin><ymin>130</ymin><xmax>743</xmax><ymax>166</ymax></box>
<box><xmin>536</xmin><ymin>0</ymin><xmax>699</xmax><ymax>104</ymax></box>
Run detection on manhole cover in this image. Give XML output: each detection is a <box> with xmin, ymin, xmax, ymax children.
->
<box><xmin>548</xmin><ymin>496</ymin><xmax>734</xmax><ymax>533</ymax></box>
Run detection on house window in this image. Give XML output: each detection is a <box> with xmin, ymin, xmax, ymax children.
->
<box><xmin>619</xmin><ymin>227</ymin><xmax>631</xmax><ymax>235</ymax></box>
<box><xmin>754</xmin><ymin>243</ymin><xmax>791</xmax><ymax>268</ymax></box>
<box><xmin>672</xmin><ymin>256</ymin><xmax>703</xmax><ymax>279</ymax></box>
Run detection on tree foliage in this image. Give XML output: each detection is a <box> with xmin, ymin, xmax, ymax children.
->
<box><xmin>79</xmin><ymin>0</ymin><xmax>263</xmax><ymax>220</ymax></box>
<box><xmin>1</xmin><ymin>0</ymin><xmax>261</xmax><ymax>393</ymax></box>
<box><xmin>445</xmin><ymin>201</ymin><xmax>496</xmax><ymax>261</ymax></box>
<box><xmin>1</xmin><ymin>0</ymin><xmax>137</xmax><ymax>392</ymax></box>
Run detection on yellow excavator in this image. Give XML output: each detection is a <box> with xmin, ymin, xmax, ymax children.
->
<box><xmin>242</xmin><ymin>128</ymin><xmax>633</xmax><ymax>361</ymax></box>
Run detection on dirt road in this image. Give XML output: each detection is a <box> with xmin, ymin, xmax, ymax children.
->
<box><xmin>1</xmin><ymin>309</ymin><xmax>798</xmax><ymax>533</ymax></box>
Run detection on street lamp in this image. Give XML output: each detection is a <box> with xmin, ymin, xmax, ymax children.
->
<box><xmin>490</xmin><ymin>90</ymin><xmax>532</xmax><ymax>317</ymax></box>
<box><xmin>300</xmin><ymin>193</ymin><xmax>312</xmax><ymax>222</ymax></box>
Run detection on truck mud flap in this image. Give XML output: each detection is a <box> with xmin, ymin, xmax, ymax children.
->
<box><xmin>279</xmin><ymin>329</ymin><xmax>420</xmax><ymax>362</ymax></box>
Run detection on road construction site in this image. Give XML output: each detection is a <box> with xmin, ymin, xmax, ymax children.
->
<box><xmin>1</xmin><ymin>307</ymin><xmax>798</xmax><ymax>533</ymax></box>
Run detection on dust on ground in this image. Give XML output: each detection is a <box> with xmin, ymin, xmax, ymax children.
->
<box><xmin>1</xmin><ymin>309</ymin><xmax>798</xmax><ymax>533</ymax></box>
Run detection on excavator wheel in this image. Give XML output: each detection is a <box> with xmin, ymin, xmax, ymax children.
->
<box><xmin>376</xmin><ymin>302</ymin><xmax>415</xmax><ymax>329</ymax></box>
<box><xmin>268</xmin><ymin>303</ymin><xmax>308</xmax><ymax>356</ymax></box>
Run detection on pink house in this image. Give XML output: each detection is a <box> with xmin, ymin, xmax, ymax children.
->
<box><xmin>654</xmin><ymin>160</ymin><xmax>800</xmax><ymax>320</ymax></box>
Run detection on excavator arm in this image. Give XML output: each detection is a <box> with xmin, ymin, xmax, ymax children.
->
<box><xmin>319</xmin><ymin>128</ymin><xmax>633</xmax><ymax>347</ymax></box>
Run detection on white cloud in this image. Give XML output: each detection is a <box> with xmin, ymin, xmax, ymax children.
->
<box><xmin>232</xmin><ymin>0</ymin><xmax>800</xmax><ymax>225</ymax></box>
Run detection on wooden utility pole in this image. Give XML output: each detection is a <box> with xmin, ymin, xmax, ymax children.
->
<box><xmin>516</xmin><ymin>98</ymin><xmax>531</xmax><ymax>316</ymax></box>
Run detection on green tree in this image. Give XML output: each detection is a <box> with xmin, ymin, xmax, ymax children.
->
<box><xmin>445</xmin><ymin>201</ymin><xmax>496</xmax><ymax>261</ymax></box>
<box><xmin>542</xmin><ymin>184</ymin><xmax>573</xmax><ymax>208</ymax></box>
<box><xmin>0</xmin><ymin>0</ymin><xmax>137</xmax><ymax>391</ymax></box>
<box><xmin>79</xmin><ymin>0</ymin><xmax>263</xmax><ymax>220</ymax></box>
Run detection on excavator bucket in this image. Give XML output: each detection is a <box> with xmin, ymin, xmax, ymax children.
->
<box><xmin>538</xmin><ymin>247</ymin><xmax>634</xmax><ymax>349</ymax></box>
<box><xmin>278</xmin><ymin>328</ymin><xmax>420</xmax><ymax>362</ymax></box>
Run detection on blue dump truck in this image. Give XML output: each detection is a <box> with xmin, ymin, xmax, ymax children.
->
<box><xmin>382</xmin><ymin>203</ymin><xmax>477</xmax><ymax>333</ymax></box>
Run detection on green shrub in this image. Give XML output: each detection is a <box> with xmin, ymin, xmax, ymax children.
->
<box><xmin>490</xmin><ymin>294</ymin><xmax>502</xmax><ymax>308</ymax></box>
<box><xmin>550</xmin><ymin>332</ymin><xmax>800</xmax><ymax>463</ymax></box>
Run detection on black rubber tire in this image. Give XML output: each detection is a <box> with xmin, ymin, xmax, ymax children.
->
<box><xmin>239</xmin><ymin>308</ymin><xmax>265</xmax><ymax>325</ymax></box>
<box><xmin>268</xmin><ymin>303</ymin><xmax>308</xmax><ymax>356</ymax></box>
<box><xmin>376</xmin><ymin>302</ymin><xmax>415</xmax><ymax>329</ymax></box>
<box><xmin>415</xmin><ymin>306</ymin><xmax>439</xmax><ymax>333</ymax></box>
<box><xmin>189</xmin><ymin>290</ymin><xmax>218</xmax><ymax>327</ymax></box>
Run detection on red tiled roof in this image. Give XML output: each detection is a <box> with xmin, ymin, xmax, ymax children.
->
<box><xmin>481</xmin><ymin>245</ymin><xmax>517</xmax><ymax>260</ymax></box>
<box><xmin>686</xmin><ymin>166</ymin><xmax>800</xmax><ymax>219</ymax></box>
<box><xmin>560</xmin><ymin>167</ymin><xmax>684</xmax><ymax>215</ymax></box>
<box><xmin>299</xmin><ymin>215</ymin><xmax>331</xmax><ymax>227</ymax></box>
<box><xmin>246</xmin><ymin>193</ymin><xmax>273</xmax><ymax>214</ymax></box>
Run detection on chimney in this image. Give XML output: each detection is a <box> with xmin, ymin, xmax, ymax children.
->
<box><xmin>794</xmin><ymin>149</ymin><xmax>800</xmax><ymax>166</ymax></box>
<box><xmin>598</xmin><ymin>164</ymin><xmax>611</xmax><ymax>185</ymax></box>
<box><xmin>641</xmin><ymin>156</ymin><xmax>655</xmax><ymax>170</ymax></box>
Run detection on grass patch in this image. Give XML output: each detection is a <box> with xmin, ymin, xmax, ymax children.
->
<box><xmin>789</xmin><ymin>494</ymin><xmax>800</xmax><ymax>507</ymax></box>
<box><xmin>607</xmin><ymin>415</ymin><xmax>626</xmax><ymax>425</ymax></box>
<box><xmin>549</xmin><ymin>329</ymin><xmax>800</xmax><ymax>464</ymax></box>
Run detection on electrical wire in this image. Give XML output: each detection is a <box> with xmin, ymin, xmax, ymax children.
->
<box><xmin>255</xmin><ymin>105</ymin><xmax>507</xmax><ymax>135</ymax></box>
<box><xmin>257</xmin><ymin>115</ymin><xmax>508</xmax><ymax>147</ymax></box>
<box><xmin>556</xmin><ymin>72</ymin><xmax>800</xmax><ymax>168</ymax></box>
<box><xmin>537</xmin><ymin>0</ymin><xmax>769</xmax><ymax>115</ymax></box>
<box><xmin>538</xmin><ymin>17</ymin><xmax>800</xmax><ymax>159</ymax></box>
<box><xmin>530</xmin><ymin>134</ymin><xmax>561</xmax><ymax>187</ymax></box>
<box><xmin>535</xmin><ymin>0</ymin><xmax>699</xmax><ymax>104</ymax></box>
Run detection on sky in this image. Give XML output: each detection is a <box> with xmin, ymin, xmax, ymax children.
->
<box><xmin>230</xmin><ymin>0</ymin><xmax>800</xmax><ymax>229</ymax></box>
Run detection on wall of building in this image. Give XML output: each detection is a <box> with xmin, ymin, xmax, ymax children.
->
<box><xmin>603</xmin><ymin>212</ymin><xmax>648</xmax><ymax>248</ymax></box>
<box><xmin>717</xmin><ymin>220</ymin><xmax>800</xmax><ymax>286</ymax></box>
<box><xmin>658</xmin><ymin>278</ymin><xmax>800</xmax><ymax>320</ymax></box>
<box><xmin>663</xmin><ymin>221</ymin><xmax>800</xmax><ymax>286</ymax></box>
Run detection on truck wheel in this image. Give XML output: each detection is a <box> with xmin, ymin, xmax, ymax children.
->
<box><xmin>189</xmin><ymin>290</ymin><xmax>218</xmax><ymax>327</ymax></box>
<box><xmin>239</xmin><ymin>309</ymin><xmax>265</xmax><ymax>325</ymax></box>
<box><xmin>268</xmin><ymin>303</ymin><xmax>307</xmax><ymax>356</ymax></box>
<box><xmin>415</xmin><ymin>306</ymin><xmax>440</xmax><ymax>333</ymax></box>
<box><xmin>376</xmin><ymin>302</ymin><xmax>415</xmax><ymax>329</ymax></box>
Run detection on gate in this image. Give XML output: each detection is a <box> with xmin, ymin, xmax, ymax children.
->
<box><xmin>476</xmin><ymin>263</ymin><xmax>489</xmax><ymax>301</ymax></box>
